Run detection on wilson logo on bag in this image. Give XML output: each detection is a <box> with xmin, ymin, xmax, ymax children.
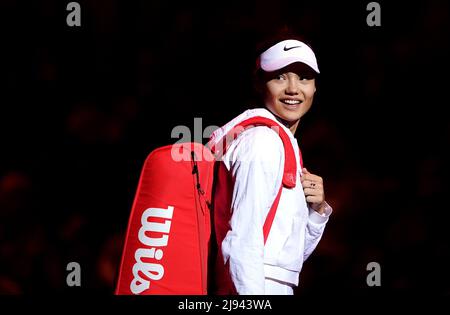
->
<box><xmin>131</xmin><ymin>205</ymin><xmax>174</xmax><ymax>294</ymax></box>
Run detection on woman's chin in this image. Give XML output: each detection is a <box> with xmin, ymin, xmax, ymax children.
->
<box><xmin>280</xmin><ymin>111</ymin><xmax>302</xmax><ymax>123</ymax></box>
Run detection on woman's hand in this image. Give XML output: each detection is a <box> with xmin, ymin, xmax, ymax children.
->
<box><xmin>301</xmin><ymin>168</ymin><xmax>327</xmax><ymax>214</ymax></box>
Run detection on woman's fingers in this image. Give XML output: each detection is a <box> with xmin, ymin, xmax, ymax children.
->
<box><xmin>306</xmin><ymin>194</ymin><xmax>324</xmax><ymax>204</ymax></box>
<box><xmin>301</xmin><ymin>172</ymin><xmax>323</xmax><ymax>184</ymax></box>
<box><xmin>301</xmin><ymin>168</ymin><xmax>325</xmax><ymax>205</ymax></box>
<box><xmin>302</xmin><ymin>180</ymin><xmax>323</xmax><ymax>190</ymax></box>
<box><xmin>303</xmin><ymin>187</ymin><xmax>324</xmax><ymax>196</ymax></box>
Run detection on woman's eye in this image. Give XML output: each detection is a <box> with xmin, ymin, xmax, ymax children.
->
<box><xmin>298</xmin><ymin>73</ymin><xmax>314</xmax><ymax>81</ymax></box>
<box><xmin>276</xmin><ymin>74</ymin><xmax>285</xmax><ymax>80</ymax></box>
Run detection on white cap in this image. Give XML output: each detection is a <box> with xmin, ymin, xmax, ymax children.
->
<box><xmin>259</xmin><ymin>39</ymin><xmax>320</xmax><ymax>73</ymax></box>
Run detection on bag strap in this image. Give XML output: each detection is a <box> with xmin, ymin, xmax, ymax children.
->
<box><xmin>263</xmin><ymin>185</ymin><xmax>283</xmax><ymax>244</ymax></box>
<box><xmin>210</xmin><ymin>116</ymin><xmax>301</xmax><ymax>244</ymax></box>
<box><xmin>211</xmin><ymin>116</ymin><xmax>298</xmax><ymax>188</ymax></box>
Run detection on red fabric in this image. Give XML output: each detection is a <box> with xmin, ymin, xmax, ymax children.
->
<box><xmin>210</xmin><ymin>116</ymin><xmax>298</xmax><ymax>294</ymax></box>
<box><xmin>210</xmin><ymin>116</ymin><xmax>297</xmax><ymax>188</ymax></box>
<box><xmin>263</xmin><ymin>185</ymin><xmax>283</xmax><ymax>244</ymax></box>
<box><xmin>115</xmin><ymin>143</ymin><xmax>214</xmax><ymax>295</ymax></box>
<box><xmin>210</xmin><ymin>117</ymin><xmax>298</xmax><ymax>244</ymax></box>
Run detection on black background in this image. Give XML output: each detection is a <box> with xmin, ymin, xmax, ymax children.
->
<box><xmin>0</xmin><ymin>0</ymin><xmax>449</xmax><ymax>296</ymax></box>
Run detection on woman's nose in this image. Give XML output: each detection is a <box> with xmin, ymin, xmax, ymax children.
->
<box><xmin>285</xmin><ymin>78</ymin><xmax>299</xmax><ymax>95</ymax></box>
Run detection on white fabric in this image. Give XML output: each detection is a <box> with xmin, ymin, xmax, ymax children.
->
<box><xmin>207</xmin><ymin>108</ymin><xmax>332</xmax><ymax>295</ymax></box>
<box><xmin>264</xmin><ymin>278</ymin><xmax>294</xmax><ymax>295</ymax></box>
<box><xmin>260</xmin><ymin>39</ymin><xmax>320</xmax><ymax>73</ymax></box>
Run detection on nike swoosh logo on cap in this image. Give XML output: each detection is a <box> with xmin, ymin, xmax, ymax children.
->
<box><xmin>283</xmin><ymin>45</ymin><xmax>301</xmax><ymax>51</ymax></box>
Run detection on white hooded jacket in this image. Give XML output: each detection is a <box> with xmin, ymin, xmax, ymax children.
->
<box><xmin>207</xmin><ymin>108</ymin><xmax>332</xmax><ymax>295</ymax></box>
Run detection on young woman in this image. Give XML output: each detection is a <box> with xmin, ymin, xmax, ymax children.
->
<box><xmin>207</xmin><ymin>34</ymin><xmax>333</xmax><ymax>295</ymax></box>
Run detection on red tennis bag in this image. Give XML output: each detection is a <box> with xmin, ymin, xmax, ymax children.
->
<box><xmin>115</xmin><ymin>117</ymin><xmax>298</xmax><ymax>295</ymax></box>
<box><xmin>115</xmin><ymin>142</ymin><xmax>214</xmax><ymax>295</ymax></box>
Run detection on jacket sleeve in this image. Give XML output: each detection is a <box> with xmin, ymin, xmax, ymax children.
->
<box><xmin>303</xmin><ymin>202</ymin><xmax>333</xmax><ymax>261</ymax></box>
<box><xmin>221</xmin><ymin>127</ymin><xmax>284</xmax><ymax>295</ymax></box>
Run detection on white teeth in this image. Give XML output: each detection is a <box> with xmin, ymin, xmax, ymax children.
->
<box><xmin>282</xmin><ymin>99</ymin><xmax>301</xmax><ymax>105</ymax></box>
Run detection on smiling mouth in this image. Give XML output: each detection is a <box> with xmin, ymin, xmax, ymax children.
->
<box><xmin>280</xmin><ymin>99</ymin><xmax>303</xmax><ymax>106</ymax></box>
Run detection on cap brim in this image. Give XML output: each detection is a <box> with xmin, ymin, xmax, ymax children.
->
<box><xmin>261</xmin><ymin>56</ymin><xmax>320</xmax><ymax>74</ymax></box>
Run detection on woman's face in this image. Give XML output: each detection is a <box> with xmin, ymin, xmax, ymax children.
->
<box><xmin>262</xmin><ymin>64</ymin><xmax>316</xmax><ymax>127</ymax></box>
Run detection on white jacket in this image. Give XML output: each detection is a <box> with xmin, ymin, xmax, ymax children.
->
<box><xmin>207</xmin><ymin>108</ymin><xmax>332</xmax><ymax>295</ymax></box>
